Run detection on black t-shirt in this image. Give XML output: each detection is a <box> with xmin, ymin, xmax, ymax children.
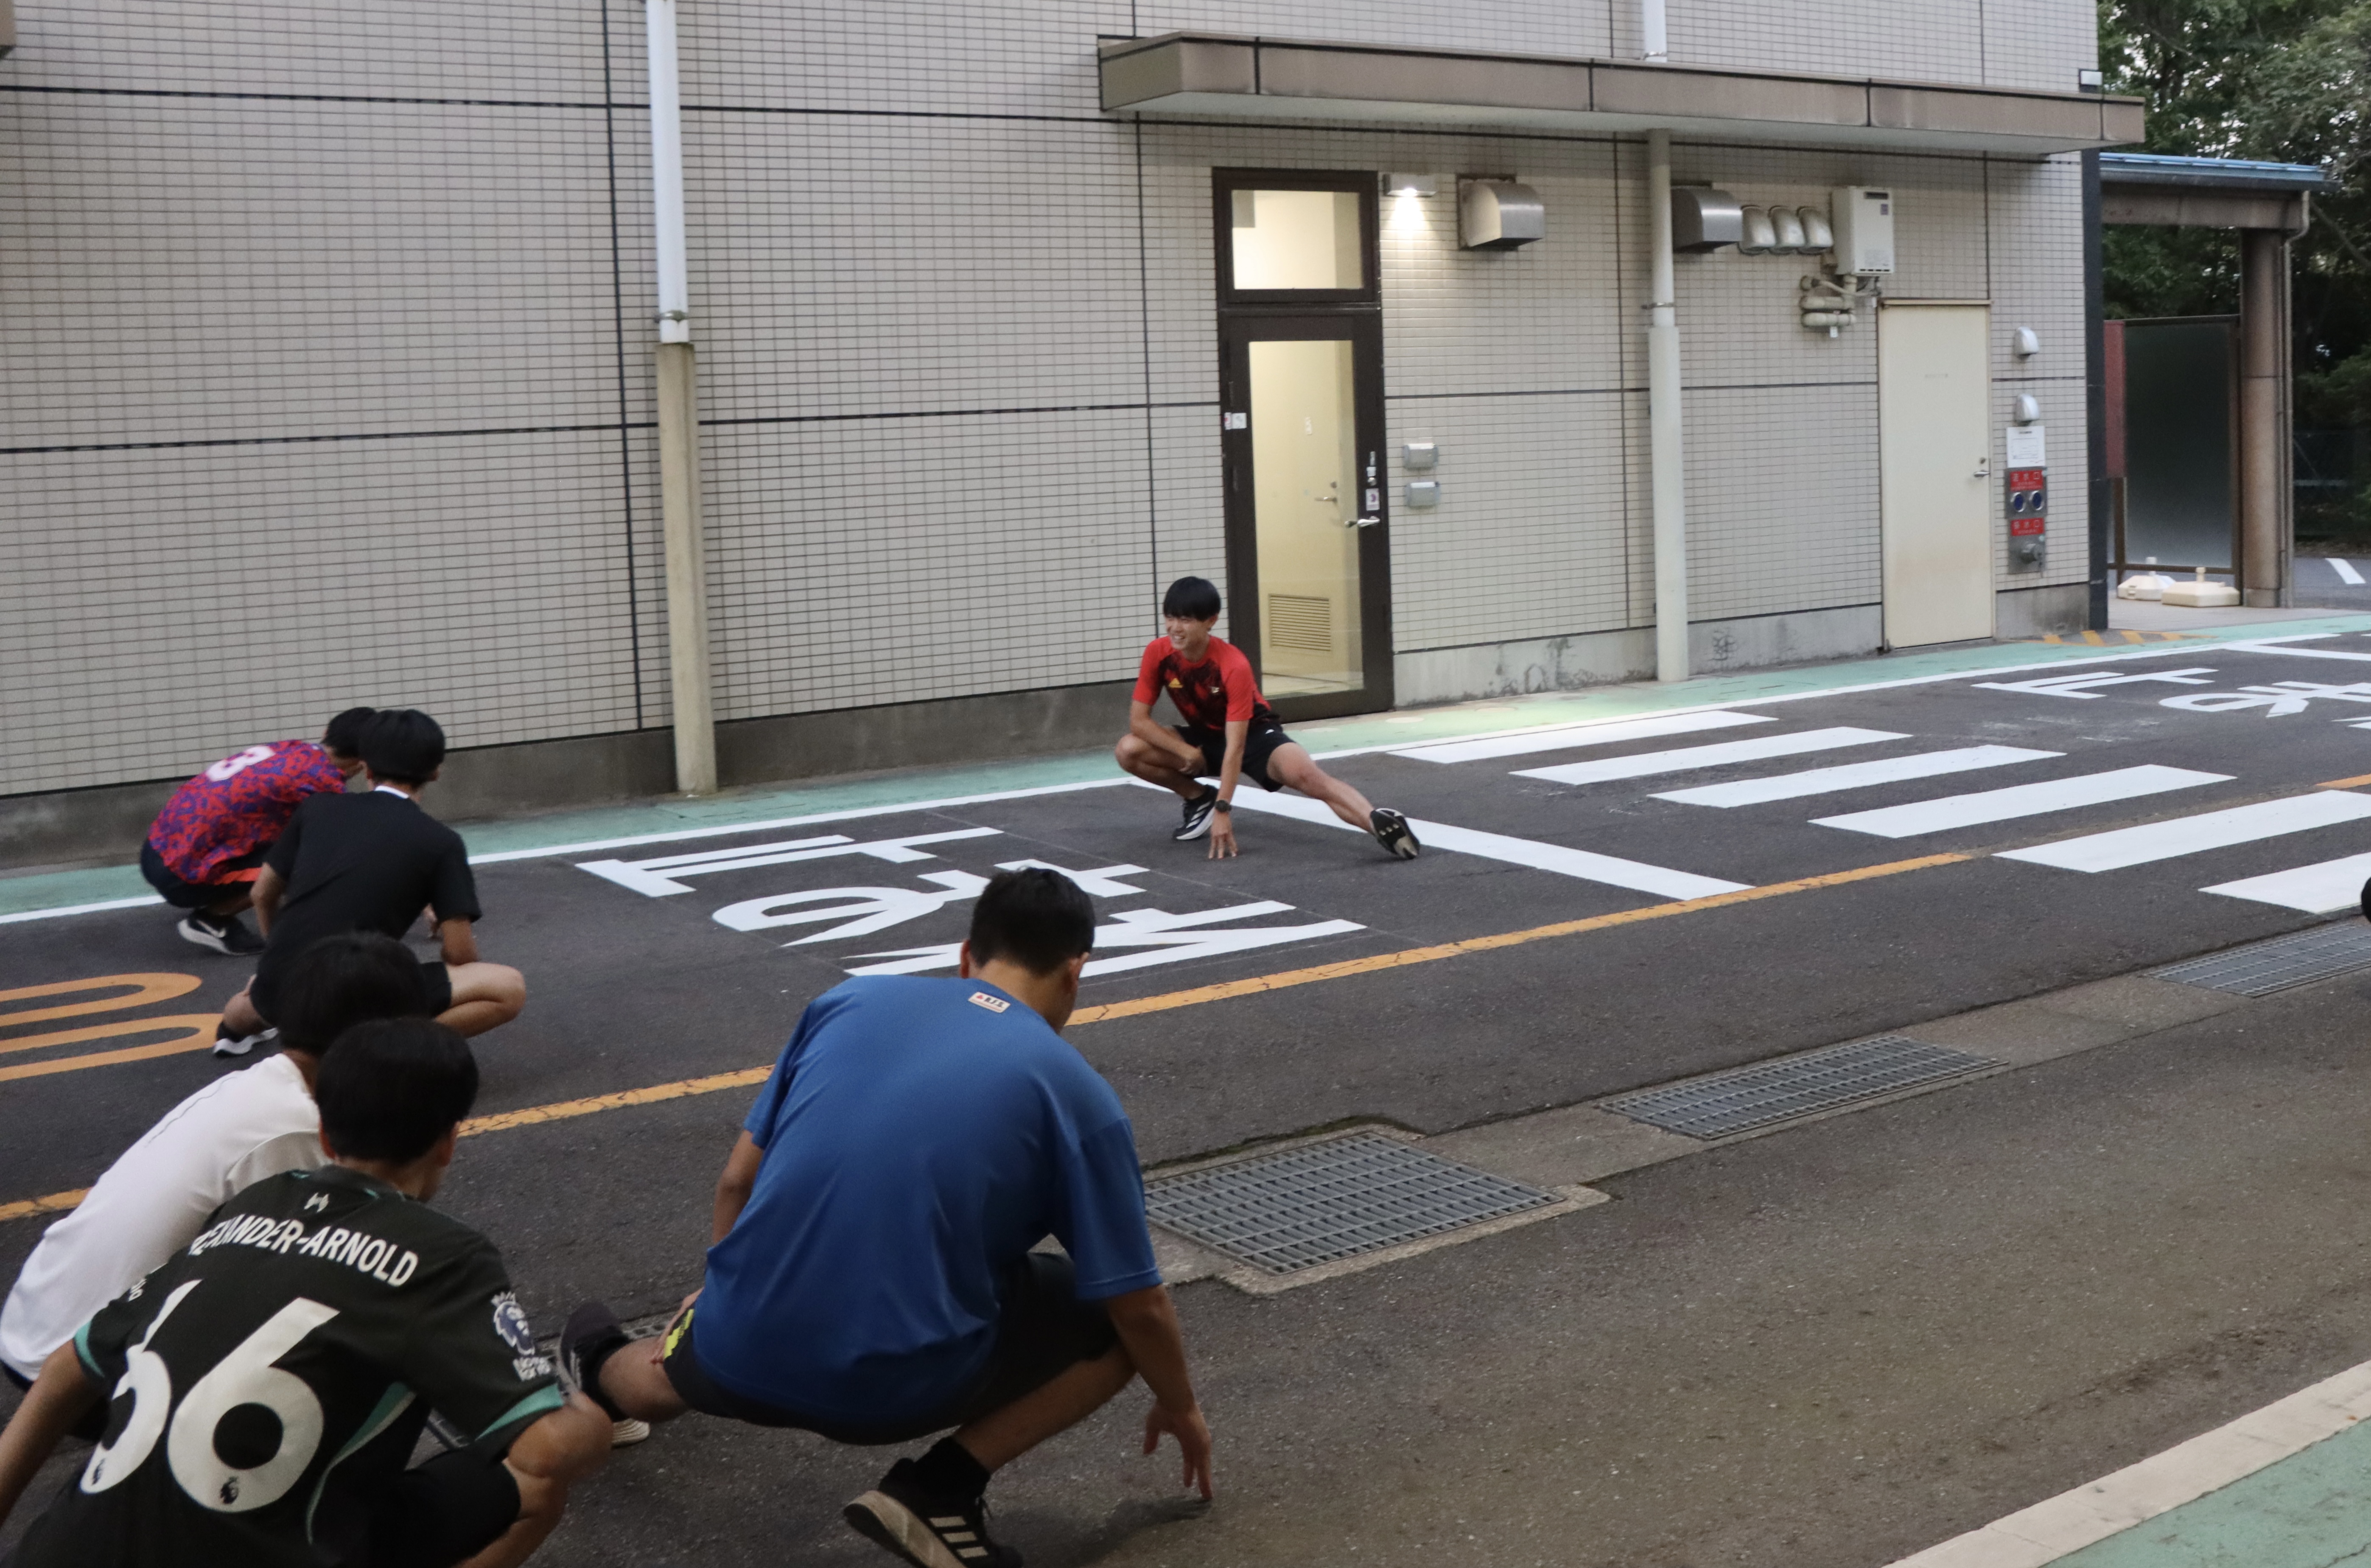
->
<box><xmin>7</xmin><ymin>1166</ymin><xmax>560</xmax><ymax>1568</ymax></box>
<box><xmin>253</xmin><ymin>791</ymin><xmax>480</xmax><ymax>1007</ymax></box>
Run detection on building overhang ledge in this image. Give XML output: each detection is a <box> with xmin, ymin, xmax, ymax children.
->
<box><xmin>1098</xmin><ymin>32</ymin><xmax>2144</xmax><ymax>155</ymax></box>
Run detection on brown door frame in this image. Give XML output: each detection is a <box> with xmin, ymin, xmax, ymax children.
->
<box><xmin>1212</xmin><ymin>169</ymin><xmax>1394</xmax><ymax>720</ymax></box>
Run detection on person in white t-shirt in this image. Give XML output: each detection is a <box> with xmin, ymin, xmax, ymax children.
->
<box><xmin>0</xmin><ymin>932</ymin><xmax>433</xmax><ymax>1404</ymax></box>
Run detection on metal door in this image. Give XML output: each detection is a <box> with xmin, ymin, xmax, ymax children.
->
<box><xmin>1879</xmin><ymin>302</ymin><xmax>1995</xmax><ymax>647</ymax></box>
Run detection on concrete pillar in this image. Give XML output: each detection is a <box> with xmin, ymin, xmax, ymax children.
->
<box><xmin>657</xmin><ymin>340</ymin><xmax>717</xmax><ymax>795</ymax></box>
<box><xmin>2238</xmin><ymin>228</ymin><xmax>2287</xmax><ymax>607</ymax></box>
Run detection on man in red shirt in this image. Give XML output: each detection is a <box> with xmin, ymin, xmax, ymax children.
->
<box><xmin>1115</xmin><ymin>577</ymin><xmax>1419</xmax><ymax>860</ymax></box>
<box><xmin>141</xmin><ymin>708</ymin><xmax>375</xmax><ymax>956</ymax></box>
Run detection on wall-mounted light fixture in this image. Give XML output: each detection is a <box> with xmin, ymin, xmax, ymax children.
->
<box><xmin>1386</xmin><ymin>173</ymin><xmax>1438</xmax><ymax>198</ymax></box>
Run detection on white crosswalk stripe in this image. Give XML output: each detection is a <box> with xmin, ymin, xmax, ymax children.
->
<box><xmin>2333</xmin><ymin>557</ymin><xmax>2366</xmax><ymax>585</ymax></box>
<box><xmin>1653</xmin><ymin>745</ymin><xmax>2062</xmax><ymax>808</ymax></box>
<box><xmin>1813</xmin><ymin>765</ymin><xmax>2228</xmax><ymax>839</ymax></box>
<box><xmin>1392</xmin><ymin>709</ymin><xmax>1769</xmax><ymax>764</ymax></box>
<box><xmin>2203</xmin><ymin>850</ymin><xmax>2371</xmax><ymax>913</ymax></box>
<box><xmin>1999</xmin><ymin>790</ymin><xmax>2371</xmax><ymax>872</ymax></box>
<box><xmin>1514</xmin><ymin>728</ymin><xmax>1905</xmax><ymax>787</ymax></box>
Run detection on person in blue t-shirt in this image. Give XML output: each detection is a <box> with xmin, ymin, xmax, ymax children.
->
<box><xmin>561</xmin><ymin>869</ymin><xmax>1212</xmax><ymax>1568</ymax></box>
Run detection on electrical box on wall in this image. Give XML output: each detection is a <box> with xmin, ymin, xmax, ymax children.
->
<box><xmin>2006</xmin><ymin>424</ymin><xmax>2045</xmax><ymax>574</ymax></box>
<box><xmin>1831</xmin><ymin>187</ymin><xmax>1895</xmax><ymax>274</ymax></box>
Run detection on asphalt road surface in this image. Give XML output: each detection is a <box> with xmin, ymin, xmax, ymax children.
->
<box><xmin>14</xmin><ymin>633</ymin><xmax>2371</xmax><ymax>1565</ymax></box>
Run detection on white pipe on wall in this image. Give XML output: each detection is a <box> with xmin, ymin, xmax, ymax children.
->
<box><xmin>1646</xmin><ymin>129</ymin><xmax>1688</xmax><ymax>682</ymax></box>
<box><xmin>647</xmin><ymin>0</ymin><xmax>691</xmax><ymax>345</ymax></box>
<box><xmin>647</xmin><ymin>0</ymin><xmax>716</xmax><ymax>793</ymax></box>
<box><xmin>1640</xmin><ymin>0</ymin><xmax>1668</xmax><ymax>62</ymax></box>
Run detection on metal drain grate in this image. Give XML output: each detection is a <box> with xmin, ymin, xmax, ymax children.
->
<box><xmin>2153</xmin><ymin>921</ymin><xmax>2371</xmax><ymax>996</ymax></box>
<box><xmin>1144</xmin><ymin>1131</ymin><xmax>1561</xmax><ymax>1275</ymax></box>
<box><xmin>1601</xmin><ymin>1036</ymin><xmax>1995</xmax><ymax>1140</ymax></box>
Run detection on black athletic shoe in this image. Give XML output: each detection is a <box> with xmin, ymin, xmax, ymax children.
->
<box><xmin>1369</xmin><ymin>807</ymin><xmax>1421</xmax><ymax>860</ymax></box>
<box><xmin>178</xmin><ymin>911</ymin><xmax>264</xmax><ymax>956</ymax></box>
<box><xmin>559</xmin><ymin>1301</ymin><xmax>633</xmax><ymax>1422</ymax></box>
<box><xmin>1172</xmin><ymin>787</ymin><xmax>1220</xmax><ymax>842</ymax></box>
<box><xmin>845</xmin><ymin>1460</ymin><xmax>1021</xmax><ymax>1568</ymax></box>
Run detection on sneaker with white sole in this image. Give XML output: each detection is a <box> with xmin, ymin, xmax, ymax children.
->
<box><xmin>178</xmin><ymin>911</ymin><xmax>264</xmax><ymax>956</ymax></box>
<box><xmin>1172</xmin><ymin>788</ymin><xmax>1220</xmax><ymax>842</ymax></box>
<box><xmin>844</xmin><ymin>1459</ymin><xmax>1019</xmax><ymax>1568</ymax></box>
<box><xmin>211</xmin><ymin>1023</ymin><xmax>277</xmax><ymax>1058</ymax></box>
<box><xmin>1369</xmin><ymin>807</ymin><xmax>1420</xmax><ymax>860</ymax></box>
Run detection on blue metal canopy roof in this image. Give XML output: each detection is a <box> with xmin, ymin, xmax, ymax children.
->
<box><xmin>2098</xmin><ymin>153</ymin><xmax>2332</xmax><ymax>193</ymax></box>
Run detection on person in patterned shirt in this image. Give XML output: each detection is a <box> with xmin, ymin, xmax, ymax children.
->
<box><xmin>142</xmin><ymin>709</ymin><xmax>375</xmax><ymax>958</ymax></box>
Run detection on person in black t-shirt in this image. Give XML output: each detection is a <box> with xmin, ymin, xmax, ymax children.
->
<box><xmin>0</xmin><ymin>1019</ymin><xmax>611</xmax><ymax>1568</ymax></box>
<box><xmin>216</xmin><ymin>710</ymin><xmax>526</xmax><ymax>1056</ymax></box>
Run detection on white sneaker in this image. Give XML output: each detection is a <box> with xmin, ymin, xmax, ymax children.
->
<box><xmin>611</xmin><ymin>1418</ymin><xmax>652</xmax><ymax>1447</ymax></box>
<box><xmin>212</xmin><ymin>1026</ymin><xmax>277</xmax><ymax>1058</ymax></box>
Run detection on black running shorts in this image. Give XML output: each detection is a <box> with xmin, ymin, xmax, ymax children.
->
<box><xmin>1174</xmin><ymin>720</ymin><xmax>1293</xmax><ymax>792</ymax></box>
<box><xmin>661</xmin><ymin>1253</ymin><xmax>1120</xmax><ymax>1445</ymax></box>
<box><xmin>139</xmin><ymin>840</ymin><xmax>265</xmax><ymax>910</ymax></box>
<box><xmin>252</xmin><ymin>955</ymin><xmax>450</xmax><ymax>1025</ymax></box>
<box><xmin>364</xmin><ymin>1448</ymin><xmax>522</xmax><ymax>1568</ymax></box>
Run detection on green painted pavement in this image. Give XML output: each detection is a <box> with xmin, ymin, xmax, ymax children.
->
<box><xmin>9</xmin><ymin>613</ymin><xmax>2371</xmax><ymax>921</ymax></box>
<box><xmin>2054</xmin><ymin>1415</ymin><xmax>2371</xmax><ymax>1568</ymax></box>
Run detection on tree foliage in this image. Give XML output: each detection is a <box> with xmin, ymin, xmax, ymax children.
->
<box><xmin>2100</xmin><ymin>0</ymin><xmax>2371</xmax><ymax>427</ymax></box>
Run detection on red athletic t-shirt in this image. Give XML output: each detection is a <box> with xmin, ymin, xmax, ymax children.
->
<box><xmin>146</xmin><ymin>739</ymin><xmax>348</xmax><ymax>884</ymax></box>
<box><xmin>1132</xmin><ymin>636</ymin><xmax>1274</xmax><ymax>732</ymax></box>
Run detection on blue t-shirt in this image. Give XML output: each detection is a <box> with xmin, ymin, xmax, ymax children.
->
<box><xmin>695</xmin><ymin>975</ymin><xmax>1163</xmax><ymax>1424</ymax></box>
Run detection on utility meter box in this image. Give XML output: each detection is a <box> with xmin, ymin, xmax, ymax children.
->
<box><xmin>1831</xmin><ymin>187</ymin><xmax>1895</xmax><ymax>274</ymax></box>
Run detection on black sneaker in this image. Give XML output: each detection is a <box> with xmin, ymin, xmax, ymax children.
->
<box><xmin>211</xmin><ymin>1022</ymin><xmax>277</xmax><ymax>1058</ymax></box>
<box><xmin>845</xmin><ymin>1459</ymin><xmax>1020</xmax><ymax>1568</ymax></box>
<box><xmin>1172</xmin><ymin>788</ymin><xmax>1220</xmax><ymax>843</ymax></box>
<box><xmin>559</xmin><ymin>1301</ymin><xmax>633</xmax><ymax>1422</ymax></box>
<box><xmin>178</xmin><ymin>911</ymin><xmax>264</xmax><ymax>956</ymax></box>
<box><xmin>1369</xmin><ymin>807</ymin><xmax>1421</xmax><ymax>860</ymax></box>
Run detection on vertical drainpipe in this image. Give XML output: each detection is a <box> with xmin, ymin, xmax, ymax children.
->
<box><xmin>1640</xmin><ymin>0</ymin><xmax>1668</xmax><ymax>62</ymax></box>
<box><xmin>649</xmin><ymin>0</ymin><xmax>717</xmax><ymax>795</ymax></box>
<box><xmin>2082</xmin><ymin>149</ymin><xmax>2108</xmax><ymax>631</ymax></box>
<box><xmin>1646</xmin><ymin>129</ymin><xmax>1688</xmax><ymax>681</ymax></box>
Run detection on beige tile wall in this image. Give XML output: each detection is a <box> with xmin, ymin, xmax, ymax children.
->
<box><xmin>0</xmin><ymin>0</ymin><xmax>2095</xmax><ymax>795</ymax></box>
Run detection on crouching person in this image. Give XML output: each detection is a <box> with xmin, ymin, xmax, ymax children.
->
<box><xmin>564</xmin><ymin>869</ymin><xmax>1212</xmax><ymax>1568</ymax></box>
<box><xmin>0</xmin><ymin>1019</ymin><xmax>610</xmax><ymax>1568</ymax></box>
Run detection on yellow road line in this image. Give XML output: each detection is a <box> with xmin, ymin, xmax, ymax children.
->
<box><xmin>0</xmin><ymin>1021</ymin><xmax>218</xmax><ymax>1084</ymax></box>
<box><xmin>1069</xmin><ymin>854</ymin><xmax>1966</xmax><ymax>1023</ymax></box>
<box><xmin>0</xmin><ymin>973</ymin><xmax>201</xmax><ymax>1030</ymax></box>
<box><xmin>0</xmin><ymin>851</ymin><xmax>1971</xmax><ymax>1221</ymax></box>
<box><xmin>2321</xmin><ymin>773</ymin><xmax>2371</xmax><ymax>790</ymax></box>
<box><xmin>0</xmin><ymin>1188</ymin><xmax>88</xmax><ymax>1224</ymax></box>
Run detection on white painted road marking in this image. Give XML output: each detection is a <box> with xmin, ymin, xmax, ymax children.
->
<box><xmin>2203</xmin><ymin>850</ymin><xmax>2371</xmax><ymax>913</ymax></box>
<box><xmin>2334</xmin><ymin>557</ymin><xmax>2366</xmax><ymax>585</ymax></box>
<box><xmin>576</xmin><ymin>828</ymin><xmax>1002</xmax><ymax>896</ymax></box>
<box><xmin>2227</xmin><ymin>640</ymin><xmax>2371</xmax><ymax>663</ymax></box>
<box><xmin>1653</xmin><ymin>746</ymin><xmax>2063</xmax><ymax>808</ymax></box>
<box><xmin>1973</xmin><ymin>667</ymin><xmax>2217</xmax><ymax>700</ymax></box>
<box><xmin>1392</xmin><ymin>709</ymin><xmax>1769</xmax><ymax>764</ymax></box>
<box><xmin>1813</xmin><ymin>766</ymin><xmax>2229</xmax><ymax>839</ymax></box>
<box><xmin>1220</xmin><ymin>788</ymin><xmax>1751</xmax><ymax>900</ymax></box>
<box><xmin>846</xmin><ymin>902</ymin><xmax>1367</xmax><ymax>978</ymax></box>
<box><xmin>1514</xmin><ymin>728</ymin><xmax>1907</xmax><ymax>787</ymax></box>
<box><xmin>1883</xmin><ymin>1355</ymin><xmax>2371</xmax><ymax>1568</ymax></box>
<box><xmin>2000</xmin><ymin>790</ymin><xmax>2371</xmax><ymax>873</ymax></box>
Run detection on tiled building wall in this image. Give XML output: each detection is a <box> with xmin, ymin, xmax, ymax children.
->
<box><xmin>2</xmin><ymin>0</ymin><xmax>2095</xmax><ymax>798</ymax></box>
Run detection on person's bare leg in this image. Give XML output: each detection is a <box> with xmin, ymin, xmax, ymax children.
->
<box><xmin>596</xmin><ymin>1336</ymin><xmax>693</xmax><ymax>1425</ymax></box>
<box><xmin>1114</xmin><ymin>734</ymin><xmax>1207</xmax><ymax>801</ymax></box>
<box><xmin>1265</xmin><ymin>743</ymin><xmax>1374</xmax><ymax>829</ymax></box>
<box><xmin>950</xmin><ymin>1345</ymin><xmax>1137</xmax><ymax>1472</ymax></box>
<box><xmin>440</xmin><ymin>962</ymin><xmax>525</xmax><ymax>1038</ymax></box>
<box><xmin>219</xmin><ymin>980</ymin><xmax>266</xmax><ymax>1036</ymax></box>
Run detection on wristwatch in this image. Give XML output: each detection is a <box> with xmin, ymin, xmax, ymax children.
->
<box><xmin>1213</xmin><ymin>800</ymin><xmax>1232</xmax><ymax>813</ymax></box>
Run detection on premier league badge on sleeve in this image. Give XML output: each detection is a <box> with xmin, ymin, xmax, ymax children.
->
<box><xmin>491</xmin><ymin>1291</ymin><xmax>552</xmax><ymax>1378</ymax></box>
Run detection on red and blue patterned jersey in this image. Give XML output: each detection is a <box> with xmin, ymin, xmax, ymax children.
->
<box><xmin>146</xmin><ymin>740</ymin><xmax>348</xmax><ymax>884</ymax></box>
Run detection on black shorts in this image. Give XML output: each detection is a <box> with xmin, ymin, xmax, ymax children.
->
<box><xmin>662</xmin><ymin>1253</ymin><xmax>1120</xmax><ymax>1446</ymax></box>
<box><xmin>139</xmin><ymin>839</ymin><xmax>264</xmax><ymax>910</ymax></box>
<box><xmin>250</xmin><ymin>954</ymin><xmax>451</xmax><ymax>1025</ymax></box>
<box><xmin>364</xmin><ymin>1448</ymin><xmax>521</xmax><ymax>1568</ymax></box>
<box><xmin>1175</xmin><ymin>720</ymin><xmax>1293</xmax><ymax>792</ymax></box>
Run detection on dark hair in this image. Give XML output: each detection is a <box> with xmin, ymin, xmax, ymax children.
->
<box><xmin>361</xmin><ymin>708</ymin><xmax>446</xmax><ymax>785</ymax></box>
<box><xmin>275</xmin><ymin>932</ymin><xmax>434</xmax><ymax>1057</ymax></box>
<box><xmin>315</xmin><ymin>1019</ymin><xmax>479</xmax><ymax>1163</ymax></box>
<box><xmin>1162</xmin><ymin>576</ymin><xmax>1222</xmax><ymax>622</ymax></box>
<box><xmin>320</xmin><ymin>707</ymin><xmax>378</xmax><ymax>759</ymax></box>
<box><xmin>967</xmin><ymin>868</ymin><xmax>1095</xmax><ymax>976</ymax></box>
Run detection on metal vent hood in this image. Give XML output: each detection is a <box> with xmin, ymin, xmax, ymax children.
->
<box><xmin>1099</xmin><ymin>32</ymin><xmax>2143</xmax><ymax>155</ymax></box>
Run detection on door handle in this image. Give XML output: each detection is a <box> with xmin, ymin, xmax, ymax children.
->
<box><xmin>1345</xmin><ymin>515</ymin><xmax>1381</xmax><ymax>529</ymax></box>
<box><xmin>1973</xmin><ymin>460</ymin><xmax>1990</xmax><ymax>479</ymax></box>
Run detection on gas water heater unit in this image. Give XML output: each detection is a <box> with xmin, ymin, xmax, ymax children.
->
<box><xmin>1830</xmin><ymin>187</ymin><xmax>1895</xmax><ymax>274</ymax></box>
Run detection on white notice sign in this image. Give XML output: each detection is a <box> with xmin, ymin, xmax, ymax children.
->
<box><xmin>2005</xmin><ymin>425</ymin><xmax>2045</xmax><ymax>466</ymax></box>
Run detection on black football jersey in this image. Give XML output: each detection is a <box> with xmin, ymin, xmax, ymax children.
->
<box><xmin>7</xmin><ymin>1165</ymin><xmax>560</xmax><ymax>1568</ymax></box>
